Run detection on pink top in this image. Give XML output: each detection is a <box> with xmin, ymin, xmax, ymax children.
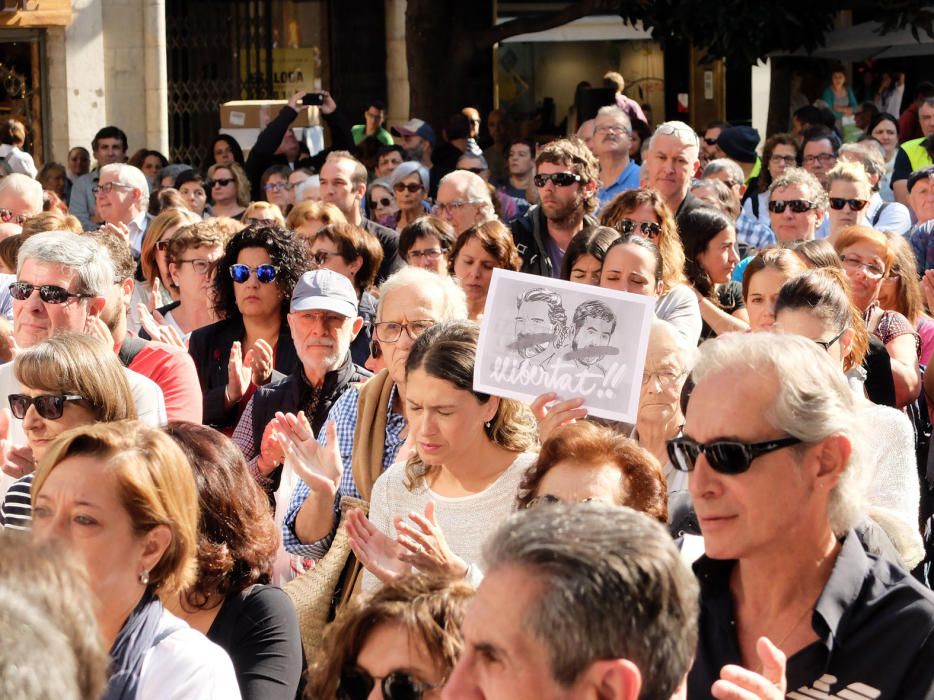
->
<box><xmin>918</xmin><ymin>317</ymin><xmax>934</xmax><ymax>367</ymax></box>
<box><xmin>128</xmin><ymin>342</ymin><xmax>203</xmax><ymax>424</ymax></box>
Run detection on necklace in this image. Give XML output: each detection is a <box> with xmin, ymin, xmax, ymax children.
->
<box><xmin>772</xmin><ymin>604</ymin><xmax>814</xmax><ymax>653</ymax></box>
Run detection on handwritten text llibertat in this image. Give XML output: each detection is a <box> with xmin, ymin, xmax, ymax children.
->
<box><xmin>489</xmin><ymin>355</ymin><xmax>629</xmax><ymax>399</ymax></box>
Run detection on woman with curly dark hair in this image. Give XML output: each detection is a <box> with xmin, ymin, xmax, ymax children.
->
<box><xmin>163</xmin><ymin>422</ymin><xmax>303</xmax><ymax>700</ymax></box>
<box><xmin>306</xmin><ymin>574</ymin><xmax>472</xmax><ymax>699</ymax></box>
<box><xmin>188</xmin><ymin>224</ymin><xmax>309</xmax><ymax>432</ymax></box>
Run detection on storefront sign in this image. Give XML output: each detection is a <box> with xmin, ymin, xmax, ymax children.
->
<box><xmin>0</xmin><ymin>0</ymin><xmax>72</xmax><ymax>27</ymax></box>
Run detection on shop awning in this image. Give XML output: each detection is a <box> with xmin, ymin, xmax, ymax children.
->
<box><xmin>498</xmin><ymin>15</ymin><xmax>652</xmax><ymax>43</ymax></box>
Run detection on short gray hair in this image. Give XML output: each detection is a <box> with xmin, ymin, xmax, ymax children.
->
<box><xmin>483</xmin><ymin>503</ymin><xmax>699</xmax><ymax>700</ymax></box>
<box><xmin>437</xmin><ymin>170</ymin><xmax>496</xmax><ymax>223</ymax></box>
<box><xmin>691</xmin><ymin>332</ymin><xmax>864</xmax><ymax>534</ymax></box>
<box><xmin>595</xmin><ymin>105</ymin><xmax>632</xmax><ymax>132</ymax></box>
<box><xmin>377</xmin><ymin>266</ymin><xmax>468</xmax><ymax>322</ymax></box>
<box><xmin>99</xmin><ymin>163</ymin><xmax>149</xmax><ymax>202</ymax></box>
<box><xmin>839</xmin><ymin>143</ymin><xmax>886</xmax><ymax>192</ymax></box>
<box><xmin>648</xmin><ymin>120</ymin><xmax>700</xmax><ymax>153</ymax></box>
<box><xmin>703</xmin><ymin>158</ymin><xmax>745</xmax><ymax>185</ymax></box>
<box><xmin>649</xmin><ymin>318</ymin><xmax>697</xmax><ymax>373</ymax></box>
<box><xmin>769</xmin><ymin>166</ymin><xmax>829</xmax><ymax>214</ymax></box>
<box><xmin>17</xmin><ymin>232</ymin><xmax>114</xmax><ymax>297</ymax></box>
<box><xmin>0</xmin><ymin>173</ymin><xmax>42</xmax><ymax>216</ymax></box>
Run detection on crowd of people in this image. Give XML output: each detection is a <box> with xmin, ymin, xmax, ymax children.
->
<box><xmin>0</xmin><ymin>65</ymin><xmax>933</xmax><ymax>700</ymax></box>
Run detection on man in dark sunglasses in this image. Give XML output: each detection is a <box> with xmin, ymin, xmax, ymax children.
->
<box><xmin>679</xmin><ymin>332</ymin><xmax>934</xmax><ymax>699</ymax></box>
<box><xmin>509</xmin><ymin>139</ymin><xmax>599</xmax><ymax>278</ymax></box>
<box><xmin>443</xmin><ymin>503</ymin><xmax>698</xmax><ymax>700</ymax></box>
<box><xmin>766</xmin><ymin>168</ymin><xmax>828</xmax><ymax>243</ymax></box>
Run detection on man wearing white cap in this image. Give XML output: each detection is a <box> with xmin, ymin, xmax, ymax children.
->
<box><xmin>392</xmin><ymin>118</ymin><xmax>436</xmax><ymax>172</ymax></box>
<box><xmin>232</xmin><ymin>268</ymin><xmax>370</xmax><ymax>495</ymax></box>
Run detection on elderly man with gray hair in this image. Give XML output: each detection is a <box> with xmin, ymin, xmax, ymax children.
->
<box><xmin>434</xmin><ymin>169</ymin><xmax>496</xmax><ymax>235</ymax></box>
<box><xmin>442</xmin><ymin>502</ymin><xmax>699</xmax><ymax>700</ymax></box>
<box><xmin>645</xmin><ymin>120</ymin><xmax>704</xmax><ymax>222</ymax></box>
<box><xmin>95</xmin><ymin>162</ymin><xmax>152</xmax><ymax>257</ymax></box>
<box><xmin>673</xmin><ymin>332</ymin><xmax>934</xmax><ymax>698</ymax></box>
<box><xmin>0</xmin><ymin>173</ymin><xmax>42</xmax><ymax>231</ymax></box>
<box><xmin>0</xmin><ymin>231</ymin><xmax>166</xmax><ymax>494</ymax></box>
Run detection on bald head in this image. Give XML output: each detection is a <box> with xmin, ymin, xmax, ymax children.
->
<box><xmin>0</xmin><ymin>173</ymin><xmax>42</xmax><ymax>220</ymax></box>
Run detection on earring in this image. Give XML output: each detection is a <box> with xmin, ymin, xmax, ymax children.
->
<box><xmin>139</xmin><ymin>569</ymin><xmax>150</xmax><ymax>586</ymax></box>
<box><xmin>485</xmin><ymin>420</ymin><xmax>492</xmax><ymax>429</ymax></box>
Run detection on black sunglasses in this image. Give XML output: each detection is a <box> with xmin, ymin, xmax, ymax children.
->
<box><xmin>394</xmin><ymin>182</ymin><xmax>424</xmax><ymax>193</ymax></box>
<box><xmin>370</xmin><ymin>197</ymin><xmax>393</xmax><ymax>208</ymax></box>
<box><xmin>667</xmin><ymin>435</ymin><xmax>802</xmax><ymax>475</ymax></box>
<box><xmin>533</xmin><ymin>172</ymin><xmax>584</xmax><ymax>188</ymax></box>
<box><xmin>229</xmin><ymin>263</ymin><xmax>278</xmax><ymax>284</ymax></box>
<box><xmin>768</xmin><ymin>199</ymin><xmax>816</xmax><ymax>214</ymax></box>
<box><xmin>209</xmin><ymin>177</ymin><xmax>235</xmax><ymax>188</ymax></box>
<box><xmin>828</xmin><ymin>197</ymin><xmax>868</xmax><ymax>211</ymax></box>
<box><xmin>703</xmin><ymin>136</ymin><xmax>718</xmax><ymax>146</ymax></box>
<box><xmin>337</xmin><ymin>668</ymin><xmax>437</xmax><ymax>700</ymax></box>
<box><xmin>9</xmin><ymin>282</ymin><xmax>90</xmax><ymax>305</ymax></box>
<box><xmin>621</xmin><ymin>218</ymin><xmax>661</xmax><ymax>238</ymax></box>
<box><xmin>9</xmin><ymin>393</ymin><xmax>84</xmax><ymax>420</ymax></box>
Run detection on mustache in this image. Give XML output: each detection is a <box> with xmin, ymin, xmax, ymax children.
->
<box><xmin>508</xmin><ymin>333</ymin><xmax>554</xmax><ymax>351</ymax></box>
<box><xmin>304</xmin><ymin>338</ymin><xmax>335</xmax><ymax>347</ymax></box>
<box><xmin>564</xmin><ymin>345</ymin><xmax>620</xmax><ymax>361</ymax></box>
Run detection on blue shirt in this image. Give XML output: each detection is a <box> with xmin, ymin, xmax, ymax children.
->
<box><xmin>282</xmin><ymin>383</ymin><xmax>406</xmax><ymax>558</ymax></box>
<box><xmin>597</xmin><ymin>161</ymin><xmax>641</xmax><ymax>212</ymax></box>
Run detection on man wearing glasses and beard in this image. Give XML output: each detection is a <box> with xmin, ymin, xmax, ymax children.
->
<box><xmin>509</xmin><ymin>139</ymin><xmax>600</xmax><ymax>279</ymax></box>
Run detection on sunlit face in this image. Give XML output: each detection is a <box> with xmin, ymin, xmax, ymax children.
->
<box><xmin>870</xmin><ymin>119</ymin><xmax>898</xmax><ymax>157</ymax></box>
<box><xmin>436</xmin><ymin>181</ymin><xmax>482</xmax><ymax>235</ymax></box>
<box><xmin>287</xmin><ymin>308</ymin><xmax>357</xmax><ymax>375</ymax></box>
<box><xmin>321</xmin><ymin>159</ymin><xmax>364</xmax><ymax>218</ymax></box>
<box><xmin>600</xmin><ymin>243</ymin><xmax>661</xmax><ymax>297</ymax></box>
<box><xmin>639</xmin><ymin>329</ymin><xmax>687</xmax><ymax>426</ymax></box>
<box><xmin>377</xmin><ymin>151</ymin><xmax>404</xmax><ymax>178</ymax></box>
<box><xmin>213</xmin><ymin>140</ymin><xmax>235</xmax><ymax>166</ymax></box>
<box><xmin>179</xmin><ymin>181</ymin><xmax>207</xmax><ymax>216</ymax></box>
<box><xmin>406</xmin><ymin>235</ymin><xmax>449</xmax><ymax>275</ymax></box>
<box><xmin>169</xmin><ymin>243</ymin><xmax>224</xmax><ymax>302</ymax></box>
<box><xmin>263</xmin><ymin>173</ymin><xmax>293</xmax><ymax>209</ymax></box>
<box><xmin>767</xmin><ymin>144</ymin><xmax>798</xmax><ymax>181</ymax></box>
<box><xmin>828</xmin><ymin>179</ymin><xmax>870</xmax><ymax>234</ymax></box>
<box><xmin>768</xmin><ymin>184</ymin><xmax>821</xmax><ymax>243</ymax></box>
<box><xmin>702</xmin><ymin>127</ymin><xmax>725</xmax><ymax>161</ymax></box>
<box><xmin>309</xmin><ymin>236</ymin><xmax>362</xmax><ymax>287</ymax></box>
<box><xmin>68</xmin><ymin>148</ymin><xmax>91</xmax><ymax>176</ymax></box>
<box><xmin>908</xmin><ymin>177</ymin><xmax>934</xmax><ymax>223</ymax></box>
<box><xmin>33</xmin><ymin>455</ymin><xmax>166</xmax><ymax>621</ymax></box>
<box><xmin>155</xmin><ymin>223</ymin><xmax>181</xmax><ymax>286</ymax></box>
<box><xmin>232</xmin><ymin>246</ymin><xmax>284</xmax><ymax>319</ymax></box>
<box><xmin>646</xmin><ymin>133</ymin><xmax>699</xmax><ymax>202</ymax></box>
<box><xmin>354</xmin><ymin>622</ymin><xmax>444</xmax><ymax>700</ymax></box>
<box><xmin>745</xmin><ymin>267</ymin><xmax>796</xmax><ymax>332</ymax></box>
<box><xmin>535</xmin><ymin>461</ymin><xmax>621</xmax><ymax>505</ymax></box>
<box><xmin>378</xmin><ymin>284</ymin><xmax>445</xmax><ymax>387</ymax></box>
<box><xmin>140</xmin><ymin>155</ymin><xmax>163</xmax><ymax>180</ymax></box>
<box><xmin>17</xmin><ymin>385</ymin><xmax>97</xmax><ymax>461</ymax></box>
<box><xmin>369</xmin><ymin>184</ymin><xmax>398</xmax><ymax>222</ymax></box>
<box><xmin>839</xmin><ymin>240</ymin><xmax>886</xmax><ymax>311</ymax></box>
<box><xmin>405</xmin><ymin>367</ymin><xmax>497</xmax><ymax>467</ymax></box>
<box><xmin>210</xmin><ymin>167</ymin><xmax>237</xmax><ymax>204</ymax></box>
<box><xmin>695</xmin><ymin>227</ymin><xmax>739</xmax><ymax>285</ymax></box>
<box><xmin>453</xmin><ymin>237</ymin><xmax>498</xmax><ymax>307</ymax></box>
<box><xmin>775</xmin><ymin>307</ymin><xmax>850</xmax><ymax>370</ymax></box>
<box><xmin>96</xmin><ymin>169</ymin><xmax>141</xmax><ymax>225</ymax></box>
<box><xmin>593</xmin><ymin>114</ymin><xmax>632</xmax><ymax>159</ymax></box>
<box><xmin>536</xmin><ymin>161</ymin><xmax>588</xmax><ymax>223</ymax></box>
<box><xmin>14</xmin><ymin>259</ymin><xmax>101</xmax><ymax>349</ymax></box>
<box><xmin>802</xmin><ymin>138</ymin><xmax>836</xmax><ymax>183</ymax></box>
<box><xmin>93</xmin><ymin>137</ymin><xmax>126</xmax><ymax>167</ymax></box>
<box><xmin>395</xmin><ymin>172</ymin><xmax>426</xmax><ymax>210</ymax></box>
<box><xmin>568</xmin><ymin>253</ymin><xmax>602</xmax><ymax>286</ymax></box>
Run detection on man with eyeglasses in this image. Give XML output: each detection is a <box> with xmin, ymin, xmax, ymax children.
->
<box><xmin>319</xmin><ymin>151</ymin><xmax>402</xmax><ymax>284</ymax></box>
<box><xmin>509</xmin><ymin>139</ymin><xmax>600</xmax><ymax>278</ymax></box>
<box><xmin>592</xmin><ymin>106</ymin><xmax>640</xmax><ymax>213</ymax></box>
<box><xmin>0</xmin><ymin>173</ymin><xmax>42</xmax><ymax>235</ymax></box>
<box><xmin>280</xmin><ymin>267</ymin><xmax>467</xmax><ymax>559</ymax></box>
<box><xmin>434</xmin><ymin>170</ymin><xmax>497</xmax><ymax>235</ymax></box>
<box><xmin>766</xmin><ymin>167</ymin><xmax>828</xmax><ymax>244</ymax></box>
<box><xmin>95</xmin><ymin>163</ymin><xmax>151</xmax><ymax>258</ymax></box>
<box><xmin>457</xmin><ymin>153</ymin><xmax>529</xmax><ymax>224</ymax></box>
<box><xmin>232</xmin><ymin>268</ymin><xmax>370</xmax><ymax>492</ymax></box>
<box><xmin>800</xmin><ymin>127</ymin><xmax>840</xmax><ymax>190</ymax></box>
<box><xmin>644</xmin><ymin>120</ymin><xmax>704</xmax><ymax>224</ymax></box>
<box><xmin>351</xmin><ymin>100</ymin><xmax>393</xmax><ymax>147</ymax></box>
<box><xmin>676</xmin><ymin>332</ymin><xmax>934</xmax><ymax>700</ymax></box>
<box><xmin>68</xmin><ymin>125</ymin><xmax>129</xmax><ymax>231</ymax></box>
<box><xmin>0</xmin><ymin>232</ymin><xmax>167</xmax><ymax>492</ymax></box>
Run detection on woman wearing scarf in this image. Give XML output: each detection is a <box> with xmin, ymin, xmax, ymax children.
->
<box><xmin>32</xmin><ymin>421</ymin><xmax>241</xmax><ymax>699</ymax></box>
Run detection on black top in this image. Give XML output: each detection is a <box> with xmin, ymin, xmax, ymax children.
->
<box><xmin>863</xmin><ymin>336</ymin><xmax>897</xmax><ymax>408</ymax></box>
<box><xmin>361</xmin><ymin>216</ymin><xmax>404</xmax><ymax>284</ymax></box>
<box><xmin>700</xmin><ymin>282</ymin><xmax>745</xmax><ymax>341</ymax></box>
<box><xmin>207</xmin><ymin>585</ymin><xmax>305</xmax><ymax>700</ymax></box>
<box><xmin>187</xmin><ymin>317</ymin><xmax>300</xmax><ymax>431</ymax></box>
<box><xmin>687</xmin><ymin>532</ymin><xmax>934</xmax><ymax>699</ymax></box>
<box><xmin>509</xmin><ymin>205</ymin><xmax>599</xmax><ymax>278</ymax></box>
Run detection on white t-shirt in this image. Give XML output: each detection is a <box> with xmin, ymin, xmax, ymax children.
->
<box><xmin>138</xmin><ymin>610</ymin><xmax>241</xmax><ymax>699</ymax></box>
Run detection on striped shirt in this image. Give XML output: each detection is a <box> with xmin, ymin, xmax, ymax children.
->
<box><xmin>1</xmin><ymin>473</ymin><xmax>34</xmax><ymax>531</ymax></box>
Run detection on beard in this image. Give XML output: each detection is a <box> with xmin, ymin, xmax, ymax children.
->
<box><xmin>541</xmin><ymin>190</ymin><xmax>586</xmax><ymax>227</ymax></box>
<box><xmin>406</xmin><ymin>143</ymin><xmax>426</xmax><ymax>162</ymax></box>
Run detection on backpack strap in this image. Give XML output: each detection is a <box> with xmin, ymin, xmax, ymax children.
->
<box><xmin>871</xmin><ymin>202</ymin><xmax>890</xmax><ymax>227</ymax></box>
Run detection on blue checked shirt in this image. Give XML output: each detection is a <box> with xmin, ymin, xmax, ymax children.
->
<box><xmin>282</xmin><ymin>383</ymin><xmax>406</xmax><ymax>558</ymax></box>
<box><xmin>734</xmin><ymin>211</ymin><xmax>775</xmax><ymax>252</ymax></box>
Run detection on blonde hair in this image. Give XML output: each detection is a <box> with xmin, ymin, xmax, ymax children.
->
<box><xmin>285</xmin><ymin>200</ymin><xmax>346</xmax><ymax>231</ymax></box>
<box><xmin>241</xmin><ymin>201</ymin><xmax>285</xmax><ymax>227</ymax></box>
<box><xmin>140</xmin><ymin>207</ymin><xmax>201</xmax><ymax>285</ymax></box>
<box><xmin>826</xmin><ymin>160</ymin><xmax>872</xmax><ymax>198</ymax></box>
<box><xmin>33</xmin><ymin>422</ymin><xmax>199</xmax><ymax>595</ymax></box>
<box><xmin>207</xmin><ymin>162</ymin><xmax>251</xmax><ymax>208</ymax></box>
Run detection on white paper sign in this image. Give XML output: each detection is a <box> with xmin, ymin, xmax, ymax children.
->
<box><xmin>474</xmin><ymin>269</ymin><xmax>655</xmax><ymax>423</ymax></box>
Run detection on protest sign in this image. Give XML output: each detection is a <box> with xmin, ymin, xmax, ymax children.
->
<box><xmin>474</xmin><ymin>269</ymin><xmax>655</xmax><ymax>423</ymax></box>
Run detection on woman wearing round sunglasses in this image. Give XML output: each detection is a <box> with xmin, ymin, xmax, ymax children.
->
<box><xmin>346</xmin><ymin>321</ymin><xmax>537</xmax><ymax>593</ymax></box>
<box><xmin>680</xmin><ymin>207</ymin><xmax>747</xmax><ymax>340</ymax></box>
<box><xmin>1</xmin><ymin>332</ymin><xmax>136</xmax><ymax>531</ymax></box>
<box><xmin>206</xmin><ymin>162</ymin><xmax>250</xmax><ymax>220</ymax></box>
<box><xmin>390</xmin><ymin>162</ymin><xmax>431</xmax><ymax>233</ymax></box>
<box><xmin>399</xmin><ymin>216</ymin><xmax>455</xmax><ymax>277</ymax></box>
<box><xmin>139</xmin><ymin>207</ymin><xmax>201</xmax><ymax>307</ymax></box>
<box><xmin>773</xmin><ymin>268</ymin><xmax>923</xmax><ymax>569</ymax></box>
<box><xmin>826</xmin><ymin>162</ymin><xmax>871</xmax><ymax>242</ymax></box>
<box><xmin>559</xmin><ymin>225</ymin><xmax>619</xmax><ymax>286</ymax></box>
<box><xmin>834</xmin><ymin>225</ymin><xmax>920</xmax><ymax>408</ymax></box>
<box><xmin>307</xmin><ymin>222</ymin><xmax>384</xmax><ymax>366</ymax></box>
<box><xmin>600</xmin><ymin>188</ymin><xmax>701</xmax><ymax>344</ymax></box>
<box><xmin>366</xmin><ymin>178</ymin><xmax>399</xmax><ymax>228</ymax></box>
<box><xmin>188</xmin><ymin>225</ymin><xmax>307</xmax><ymax>432</ymax></box>
<box><xmin>306</xmin><ymin>574</ymin><xmax>471</xmax><ymax>700</ymax></box>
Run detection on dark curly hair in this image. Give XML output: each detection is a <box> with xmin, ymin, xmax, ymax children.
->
<box><xmin>162</xmin><ymin>422</ymin><xmax>278</xmax><ymax>609</ymax></box>
<box><xmin>212</xmin><ymin>224</ymin><xmax>309</xmax><ymax>320</ymax></box>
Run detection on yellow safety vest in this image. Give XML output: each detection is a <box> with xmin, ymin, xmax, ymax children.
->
<box><xmin>900</xmin><ymin>137</ymin><xmax>933</xmax><ymax>172</ymax></box>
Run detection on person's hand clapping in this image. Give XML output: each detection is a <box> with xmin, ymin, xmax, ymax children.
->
<box><xmin>274</xmin><ymin>413</ymin><xmax>342</xmax><ymax>494</ymax></box>
<box><xmin>225</xmin><ymin>341</ymin><xmax>252</xmax><ymax>407</ymax></box>
<box><xmin>396</xmin><ymin>501</ymin><xmax>468</xmax><ymax>578</ymax></box>
<box><xmin>346</xmin><ymin>509</ymin><xmax>408</xmax><ymax>583</ymax></box>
